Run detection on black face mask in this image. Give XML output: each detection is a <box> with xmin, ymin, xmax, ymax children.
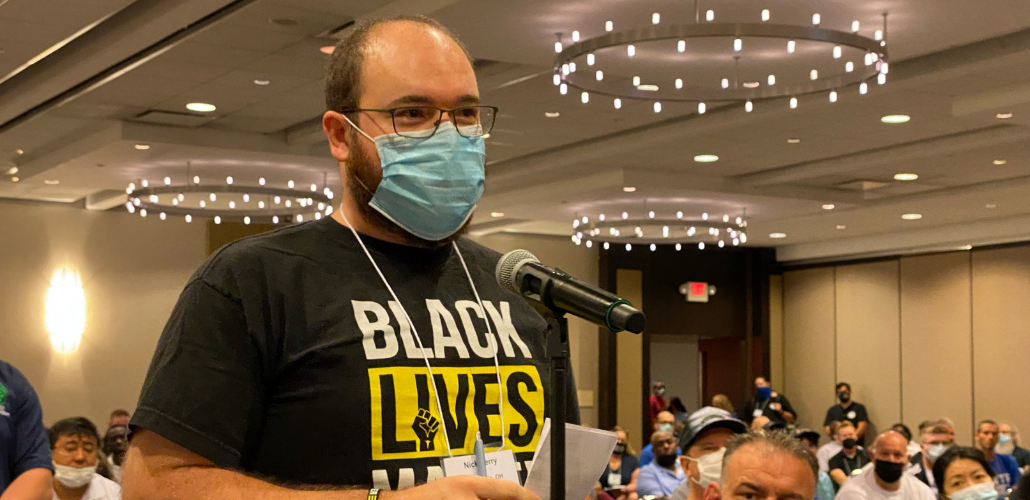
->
<box><xmin>874</xmin><ymin>460</ymin><xmax>904</xmax><ymax>483</ymax></box>
<box><xmin>838</xmin><ymin>392</ymin><xmax>851</xmax><ymax>403</ymax></box>
<box><xmin>843</xmin><ymin>438</ymin><xmax>857</xmax><ymax>449</ymax></box>
<box><xmin>656</xmin><ymin>453</ymin><xmax>678</xmax><ymax>468</ymax></box>
<box><xmin>613</xmin><ymin>443</ymin><xmax>626</xmax><ymax>455</ymax></box>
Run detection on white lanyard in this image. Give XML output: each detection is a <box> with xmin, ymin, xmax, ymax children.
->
<box><xmin>338</xmin><ymin>211</ymin><xmax>507</xmax><ymax>456</ymax></box>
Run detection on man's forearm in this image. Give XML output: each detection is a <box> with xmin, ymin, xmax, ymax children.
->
<box><xmin>123</xmin><ymin>462</ymin><xmax>369</xmax><ymax>500</ymax></box>
<box><xmin>0</xmin><ymin>468</ymin><xmax>53</xmax><ymax>500</ymax></box>
<box><xmin>856</xmin><ymin>422</ymin><xmax>868</xmax><ymax>438</ymax></box>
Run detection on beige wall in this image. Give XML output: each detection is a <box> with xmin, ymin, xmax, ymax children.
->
<box><xmin>0</xmin><ymin>201</ymin><xmax>208</xmax><ymax>427</ymax></box>
<box><xmin>469</xmin><ymin>232</ymin><xmax>600</xmax><ymax>427</ymax></box>
<box><xmin>768</xmin><ymin>275</ymin><xmax>784</xmax><ymax>392</ymax></box>
<box><xmin>781</xmin><ymin>248</ymin><xmax>1029</xmax><ymax>445</ymax></box>
<box><xmin>615</xmin><ymin>269</ymin><xmax>643</xmax><ymax>444</ymax></box>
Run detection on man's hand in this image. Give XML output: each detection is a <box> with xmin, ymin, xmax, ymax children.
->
<box><xmin>386</xmin><ymin>476</ymin><xmax>541</xmax><ymax>500</ymax></box>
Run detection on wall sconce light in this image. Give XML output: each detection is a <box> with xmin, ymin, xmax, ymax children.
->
<box><xmin>45</xmin><ymin>268</ymin><xmax>86</xmax><ymax>353</ymax></box>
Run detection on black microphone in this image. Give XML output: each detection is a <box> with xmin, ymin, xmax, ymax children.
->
<box><xmin>495</xmin><ymin>249</ymin><xmax>645</xmax><ymax>334</ymax></box>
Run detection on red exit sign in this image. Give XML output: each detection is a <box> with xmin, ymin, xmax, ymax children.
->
<box><xmin>687</xmin><ymin>281</ymin><xmax>709</xmax><ymax>303</ymax></box>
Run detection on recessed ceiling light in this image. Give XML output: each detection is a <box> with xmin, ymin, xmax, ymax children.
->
<box><xmin>836</xmin><ymin>225</ymin><xmax>846</xmax><ymax>230</ymax></box>
<box><xmin>693</xmin><ymin>154</ymin><xmax>719</xmax><ymax>163</ymax></box>
<box><xmin>253</xmin><ymin>79</ymin><xmax>270</xmax><ymax>86</ymax></box>
<box><xmin>881</xmin><ymin>114</ymin><xmax>910</xmax><ymax>124</ymax></box>
<box><xmin>996</xmin><ymin>112</ymin><xmax>1013</xmax><ymax>119</ymax></box>
<box><xmin>5</xmin><ymin>166</ymin><xmax>16</xmax><ymax>175</ymax></box>
<box><xmin>787</xmin><ymin>138</ymin><xmax>801</xmax><ymax>144</ymax></box>
<box><xmin>637</xmin><ymin>84</ymin><xmax>659</xmax><ymax>91</ymax></box>
<box><xmin>985</xmin><ymin>203</ymin><xmax>997</xmax><ymax>209</ymax></box>
<box><xmin>320</xmin><ymin>45</ymin><xmax>336</xmax><ymax>55</ymax></box>
<box><xmin>545</xmin><ymin>111</ymin><xmax>560</xmax><ymax>118</ymax></box>
<box><xmin>894</xmin><ymin>173</ymin><xmax>918</xmax><ymax>181</ymax></box>
<box><xmin>491</xmin><ymin>212</ymin><xmax>505</xmax><ymax>218</ymax></box>
<box><xmin>623</xmin><ymin>186</ymin><xmax>637</xmax><ymax>192</ymax></box>
<box><xmin>822</xmin><ymin>204</ymin><xmax>835</xmax><ymax>210</ymax></box>
<box><xmin>769</xmin><ymin>232</ymin><xmax>787</xmax><ymax>239</ymax></box>
<box><xmin>10</xmin><ymin>176</ymin><xmax>19</xmax><ymax>182</ymax></box>
<box><xmin>743</xmin><ymin>82</ymin><xmax>760</xmax><ymax>88</ymax></box>
<box><xmin>993</xmin><ymin>159</ymin><xmax>1007</xmax><ymax>165</ymax></box>
<box><xmin>44</xmin><ymin>179</ymin><xmax>59</xmax><ymax>185</ymax></box>
<box><xmin>186</xmin><ymin>102</ymin><xmax>216</xmax><ymax>113</ymax></box>
<box><xmin>14</xmin><ymin>149</ymin><xmax>23</xmax><ymax>155</ymax></box>
<box><xmin>135</xmin><ymin>144</ymin><xmax>150</xmax><ymax>150</ymax></box>
<box><xmin>901</xmin><ymin>213</ymin><xmax>922</xmax><ymax>220</ymax></box>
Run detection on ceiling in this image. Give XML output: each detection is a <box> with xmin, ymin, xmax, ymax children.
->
<box><xmin>3</xmin><ymin>0</ymin><xmax>1030</xmax><ymax>263</ymax></box>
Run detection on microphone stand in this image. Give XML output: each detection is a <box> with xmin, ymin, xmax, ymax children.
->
<box><xmin>544</xmin><ymin>313</ymin><xmax>569</xmax><ymax>500</ymax></box>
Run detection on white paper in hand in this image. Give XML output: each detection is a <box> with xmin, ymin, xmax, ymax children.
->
<box><xmin>524</xmin><ymin>419</ymin><xmax>618</xmax><ymax>500</ymax></box>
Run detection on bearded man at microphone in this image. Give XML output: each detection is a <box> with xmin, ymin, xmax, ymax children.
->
<box><xmin>122</xmin><ymin>14</ymin><xmax>578</xmax><ymax>500</ymax></box>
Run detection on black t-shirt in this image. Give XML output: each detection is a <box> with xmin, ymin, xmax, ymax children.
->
<box><xmin>828</xmin><ymin>449</ymin><xmax>870</xmax><ymax>492</ymax></box>
<box><xmin>741</xmin><ymin>394</ymin><xmax>795</xmax><ymax>426</ymax></box>
<box><xmin>131</xmin><ymin>217</ymin><xmax>578</xmax><ymax>490</ymax></box>
<box><xmin>823</xmin><ymin>402</ymin><xmax>869</xmax><ymax>445</ymax></box>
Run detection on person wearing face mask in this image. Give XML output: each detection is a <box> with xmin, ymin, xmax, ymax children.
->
<box><xmin>824</xmin><ymin>382</ymin><xmax>870</xmax><ymax>447</ymax></box>
<box><xmin>836</xmin><ymin>430</ymin><xmax>935</xmax><ymax>500</ymax></box>
<box><xmin>996</xmin><ymin>423</ymin><xmax>1030</xmax><ymax>472</ymax></box>
<box><xmin>793</xmin><ymin>428</ymin><xmax>837</xmax><ymax>500</ymax></box>
<box><xmin>700</xmin><ymin>430</ymin><xmax>818</xmax><ymax>500</ymax></box>
<box><xmin>908</xmin><ymin>421</ymin><xmax>956</xmax><ymax>492</ymax></box>
<box><xmin>637</xmin><ymin>430</ymin><xmax>687</xmax><ymax>498</ymax></box>
<box><xmin>123</xmin><ymin>15</ymin><xmax>573</xmax><ymax>500</ymax></box>
<box><xmin>829</xmin><ymin>422</ymin><xmax>870</xmax><ymax>491</ymax></box>
<box><xmin>47</xmin><ymin>418</ymin><xmax>120</xmax><ymax>500</ymax></box>
<box><xmin>596</xmin><ymin>427</ymin><xmax>640</xmax><ymax>500</ymax></box>
<box><xmin>974</xmin><ymin>420</ymin><xmax>1022</xmax><ymax>496</ymax></box>
<box><xmin>817</xmin><ymin>421</ymin><xmax>844</xmax><ymax>473</ymax></box>
<box><xmin>101</xmin><ymin>426</ymin><xmax>128</xmax><ymax>484</ymax></box>
<box><xmin>741</xmin><ymin>377</ymin><xmax>795</xmax><ymax>427</ymax></box>
<box><xmin>666</xmin><ymin>407</ymin><xmax>747</xmax><ymax>500</ymax></box>
<box><xmin>932</xmin><ymin>447</ymin><xmax>999</xmax><ymax>500</ymax></box>
<box><xmin>650</xmin><ymin>382</ymin><xmax>670</xmax><ymax>433</ymax></box>
<box><xmin>640</xmin><ymin>411</ymin><xmax>681</xmax><ymax>467</ymax></box>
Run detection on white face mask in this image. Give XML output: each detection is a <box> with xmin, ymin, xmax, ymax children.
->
<box><xmin>949</xmin><ymin>481</ymin><xmax>999</xmax><ymax>500</ymax></box>
<box><xmin>53</xmin><ymin>463</ymin><xmax>96</xmax><ymax>488</ymax></box>
<box><xmin>686</xmin><ymin>448</ymin><xmax>726</xmax><ymax>489</ymax></box>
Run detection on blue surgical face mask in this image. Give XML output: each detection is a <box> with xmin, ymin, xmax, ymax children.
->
<box><xmin>658</xmin><ymin>423</ymin><xmax>675</xmax><ymax>434</ymax></box>
<box><xmin>927</xmin><ymin>443</ymin><xmax>950</xmax><ymax>463</ymax></box>
<box><xmin>949</xmin><ymin>481</ymin><xmax>999</xmax><ymax>500</ymax></box>
<box><xmin>998</xmin><ymin>434</ymin><xmax>1012</xmax><ymax>445</ymax></box>
<box><xmin>757</xmin><ymin>386</ymin><xmax>772</xmax><ymax>400</ymax></box>
<box><xmin>345</xmin><ymin>118</ymin><xmax>486</xmax><ymax>241</ymax></box>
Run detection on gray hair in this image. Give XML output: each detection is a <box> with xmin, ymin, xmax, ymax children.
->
<box><xmin>324</xmin><ymin>15</ymin><xmax>473</xmax><ymax>115</ymax></box>
<box><xmin>722</xmin><ymin>430</ymin><xmax>818</xmax><ymax>483</ymax></box>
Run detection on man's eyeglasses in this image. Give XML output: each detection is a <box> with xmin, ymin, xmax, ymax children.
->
<box><xmin>344</xmin><ymin>105</ymin><xmax>497</xmax><ymax>139</ymax></box>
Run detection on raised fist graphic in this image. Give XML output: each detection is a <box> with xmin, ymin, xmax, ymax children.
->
<box><xmin>412</xmin><ymin>408</ymin><xmax>440</xmax><ymax>452</ymax></box>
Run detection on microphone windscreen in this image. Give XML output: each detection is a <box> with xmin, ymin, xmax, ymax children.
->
<box><xmin>495</xmin><ymin>249</ymin><xmax>539</xmax><ymax>295</ymax></box>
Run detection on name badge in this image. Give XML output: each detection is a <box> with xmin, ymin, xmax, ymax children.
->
<box><xmin>753</xmin><ymin>409</ymin><xmax>763</xmax><ymax>418</ymax></box>
<box><xmin>847</xmin><ymin>411</ymin><xmax>857</xmax><ymax>419</ymax></box>
<box><xmin>441</xmin><ymin>449</ymin><xmax>521</xmax><ymax>485</ymax></box>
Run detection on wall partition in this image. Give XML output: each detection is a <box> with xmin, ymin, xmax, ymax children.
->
<box><xmin>779</xmin><ymin>246</ymin><xmax>1030</xmax><ymax>445</ymax></box>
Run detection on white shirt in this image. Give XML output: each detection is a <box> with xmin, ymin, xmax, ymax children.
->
<box><xmin>817</xmin><ymin>442</ymin><xmax>842</xmax><ymax>472</ymax></box>
<box><xmin>106</xmin><ymin>456</ymin><xmax>123</xmax><ymax>484</ymax></box>
<box><xmin>835</xmin><ymin>465</ymin><xmax>935</xmax><ymax>500</ymax></box>
<box><xmin>53</xmin><ymin>473</ymin><xmax>121</xmax><ymax>500</ymax></box>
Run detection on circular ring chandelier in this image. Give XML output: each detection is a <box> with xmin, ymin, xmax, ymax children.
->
<box><xmin>571</xmin><ymin>207</ymin><xmax>748</xmax><ymax>251</ymax></box>
<box><xmin>124</xmin><ymin>162</ymin><xmax>335</xmax><ymax>225</ymax></box>
<box><xmin>552</xmin><ymin>3</ymin><xmax>890</xmax><ymax>112</ymax></box>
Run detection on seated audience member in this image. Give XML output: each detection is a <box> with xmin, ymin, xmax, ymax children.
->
<box><xmin>741</xmin><ymin>377</ymin><xmax>796</xmax><ymax>427</ymax></box>
<box><xmin>0</xmin><ymin>358</ymin><xmax>54</xmax><ymax>500</ymax></box>
<box><xmin>101</xmin><ymin>426</ymin><xmax>129</xmax><ymax>484</ymax></box>
<box><xmin>701</xmin><ymin>430</ymin><xmax>818</xmax><ymax>500</ymax></box>
<box><xmin>891</xmin><ymin>422</ymin><xmax>922</xmax><ymax>457</ymax></box>
<box><xmin>836</xmin><ymin>430</ymin><xmax>935</xmax><ymax>500</ymax></box>
<box><xmin>818</xmin><ymin>421</ymin><xmax>844</xmax><ymax>472</ymax></box>
<box><xmin>48</xmin><ymin>417</ymin><xmax>120</xmax><ymax>500</ymax></box>
<box><xmin>932</xmin><ymin>447</ymin><xmax>999</xmax><ymax>500</ymax></box>
<box><xmin>829</xmin><ymin>421</ymin><xmax>871</xmax><ymax>491</ymax></box>
<box><xmin>997</xmin><ymin>423</ymin><xmax>1030</xmax><ymax>472</ymax></box>
<box><xmin>794</xmin><ymin>428</ymin><xmax>837</xmax><ymax>500</ymax></box>
<box><xmin>640</xmin><ymin>411</ymin><xmax>681</xmax><ymax>466</ymax></box>
<box><xmin>637</xmin><ymin>430</ymin><xmax>686</xmax><ymax>498</ymax></box>
<box><xmin>824</xmin><ymin>382</ymin><xmax>870</xmax><ymax>446</ymax></box>
<box><xmin>1016</xmin><ymin>470</ymin><xmax>1030</xmax><ymax>500</ymax></box>
<box><xmin>711</xmin><ymin>394</ymin><xmax>736</xmax><ymax>418</ymax></box>
<box><xmin>908</xmin><ymin>420</ymin><xmax>956</xmax><ymax>492</ymax></box>
<box><xmin>651</xmin><ymin>382</ymin><xmax>669</xmax><ymax>431</ymax></box>
<box><xmin>597</xmin><ymin>426</ymin><xmax>640</xmax><ymax>500</ymax></box>
<box><xmin>670</xmin><ymin>398</ymin><xmax>691</xmax><ymax>424</ymax></box>
<box><xmin>975</xmin><ymin>420</ymin><xmax>1023</xmax><ymax>495</ymax></box>
<box><xmin>107</xmin><ymin>410</ymin><xmax>130</xmax><ymax>430</ymax></box>
<box><xmin>668</xmin><ymin>407</ymin><xmax>747</xmax><ymax>500</ymax></box>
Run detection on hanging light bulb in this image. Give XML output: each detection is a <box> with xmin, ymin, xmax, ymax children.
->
<box><xmin>852</xmin><ymin>20</ymin><xmax>860</xmax><ymax>32</ymax></box>
<box><xmin>721</xmin><ymin>78</ymin><xmax>729</xmax><ymax>89</ymax></box>
<box><xmin>829</xmin><ymin>90</ymin><xmax>838</xmax><ymax>102</ymax></box>
<box><xmin>243</xmin><ymin>194</ymin><xmax>250</xmax><ymax>202</ymax></box>
<box><xmin>244</xmin><ymin>216</ymin><xmax>251</xmax><ymax>225</ymax></box>
<box><xmin>874</xmin><ymin>29</ymin><xmax>883</xmax><ymax>41</ymax></box>
<box><xmin>812</xmin><ymin>13</ymin><xmax>821</xmax><ymax>25</ymax></box>
<box><xmin>663</xmin><ymin>226</ymin><xmax>669</xmax><ymax>237</ymax></box>
<box><xmin>562</xmin><ymin>64</ymin><xmax>570</xmax><ymax>75</ymax></box>
<box><xmin>177</xmin><ymin>193</ymin><xmax>184</xmax><ymax>201</ymax></box>
<box><xmin>258</xmin><ymin>200</ymin><xmax>265</xmax><ymax>209</ymax></box>
<box><xmin>199</xmin><ymin>200</ymin><xmax>206</xmax><ymax>208</ymax></box>
<box><xmin>259</xmin><ymin>177</ymin><xmax>266</xmax><ymax>186</ymax></box>
<box><xmin>699</xmin><ymin>242</ymin><xmax>706</xmax><ymax>250</ymax></box>
<box><xmin>606</xmin><ymin>21</ymin><xmax>613</xmax><ymax>31</ymax></box>
<box><xmin>626</xmin><ymin>243</ymin><xmax>632</xmax><ymax>251</ymax></box>
<box><xmin>762</xmin><ymin>9</ymin><xmax>770</xmax><ymax>21</ymax></box>
<box><xmin>833</xmin><ymin>45</ymin><xmax>842</xmax><ymax>59</ymax></box>
<box><xmin>745</xmin><ymin>100</ymin><xmax>753</xmax><ymax>112</ymax></box>
<box><xmin>678</xmin><ymin>40</ymin><xmax>685</xmax><ymax>52</ymax></box>
<box><xmin>740</xmin><ymin>233</ymin><xmax>747</xmax><ymax>243</ymax></box>
<box><xmin>860</xmin><ymin>82</ymin><xmax>868</xmax><ymax>94</ymax></box>
<box><xmin>633</xmin><ymin>76</ymin><xmax>641</xmax><ymax>86</ymax></box>
<box><xmin>603</xmin><ymin>242</ymin><xmax>610</xmax><ymax>250</ymax></box>
<box><xmin>652</xmin><ymin>13</ymin><xmax>660</xmax><ymax>24</ymax></box>
<box><xmin>811</xmin><ymin>69</ymin><xmax>818</xmax><ymax>80</ymax></box>
<box><xmin>288</xmin><ymin>180</ymin><xmax>295</xmax><ymax>188</ymax></box>
<box><xmin>140</xmin><ymin>209</ymin><xmax>147</xmax><ymax>217</ymax></box>
<box><xmin>554</xmin><ymin>41</ymin><xmax>562</xmax><ymax>53</ymax></box>
<box><xmin>698</xmin><ymin>102</ymin><xmax>706</xmax><ymax>114</ymax></box>
<box><xmin>569</xmin><ymin>62</ymin><xmax>576</xmax><ymax>73</ymax></box>
<box><xmin>718</xmin><ymin>240</ymin><xmax>725</xmax><ymax>248</ymax></box>
<box><xmin>209</xmin><ymin>193</ymin><xmax>217</xmax><ymax>201</ymax></box>
<box><xmin>787</xmin><ymin>40</ymin><xmax>796</xmax><ymax>53</ymax></box>
<box><xmin>627</xmin><ymin>44</ymin><xmax>635</xmax><ymax>57</ymax></box>
<box><xmin>768</xmin><ymin>74</ymin><xmax>776</xmax><ymax>85</ymax></box>
<box><xmin>705</xmin><ymin>10</ymin><xmax>714</xmax><ymax>21</ymax></box>
<box><xmin>596</xmin><ymin>70</ymin><xmax>603</xmax><ymax>81</ymax></box>
<box><xmin>878</xmin><ymin>73</ymin><xmax>886</xmax><ymax>85</ymax></box>
<box><xmin>654</xmin><ymin>102</ymin><xmax>662</xmax><ymax>113</ymax></box>
<box><xmin>185</xmin><ymin>214</ymin><xmax>192</xmax><ymax>223</ymax></box>
<box><xmin>581</xmin><ymin>91</ymin><xmax>589</xmax><ymax>103</ymax></box>
<box><xmin>572</xmin><ymin>30</ymin><xmax>580</xmax><ymax>42</ymax></box>
<box><xmin>734</xmin><ymin>38</ymin><xmax>742</xmax><ymax>51</ymax></box>
<box><xmin>587</xmin><ymin>53</ymin><xmax>595</xmax><ymax>65</ymax></box>
<box><xmin>789</xmin><ymin>97</ymin><xmax>798</xmax><ymax>109</ymax></box>
<box><xmin>676</xmin><ymin>78</ymin><xmax>683</xmax><ymax>89</ymax></box>
<box><xmin>733</xmin><ymin>238</ymin><xmax>740</xmax><ymax>246</ymax></box>
<box><xmin>702</xmin><ymin>212</ymin><xmax>709</xmax><ymax>220</ymax></box>
<box><xmin>846</xmin><ymin>61</ymin><xmax>854</xmax><ymax>72</ymax></box>
<box><xmin>214</xmin><ymin>216</ymin><xmax>221</xmax><ymax>224</ymax></box>
<box><xmin>226</xmin><ymin>176</ymin><xmax>233</xmax><ymax>185</ymax></box>
<box><xmin>163</xmin><ymin>176</ymin><xmax>171</xmax><ymax>185</ymax></box>
<box><xmin>159</xmin><ymin>212</ymin><xmax>166</xmax><ymax>220</ymax></box>
<box><xmin>614</xmin><ymin>98</ymin><xmax>622</xmax><ymax>109</ymax></box>
<box><xmin>272</xmin><ymin>215</ymin><xmax>279</xmax><ymax>224</ymax></box>
<box><xmin>560</xmin><ymin>83</ymin><xmax>568</xmax><ymax>95</ymax></box>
